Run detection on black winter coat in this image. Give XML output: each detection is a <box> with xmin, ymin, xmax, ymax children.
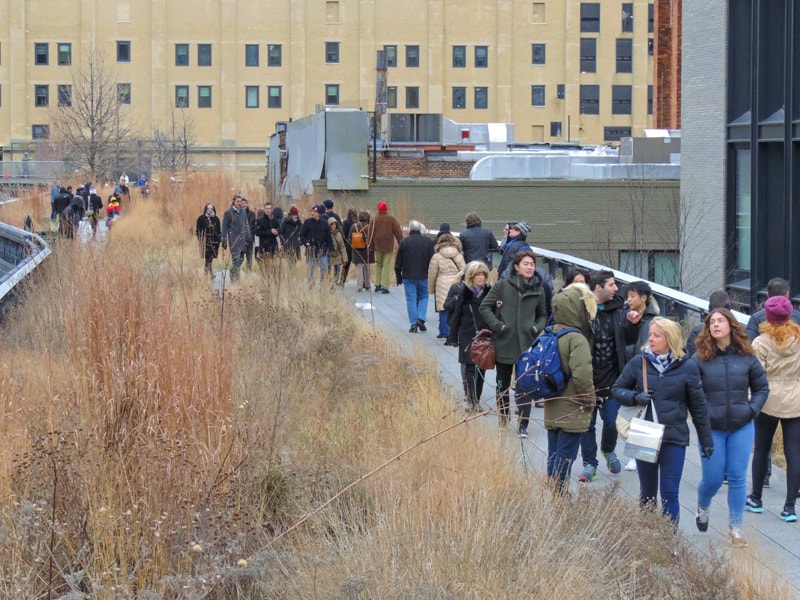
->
<box><xmin>280</xmin><ymin>217</ymin><xmax>302</xmax><ymax>257</ymax></box>
<box><xmin>691</xmin><ymin>348</ymin><xmax>768</xmax><ymax>432</ymax></box>
<box><xmin>447</xmin><ymin>284</ymin><xmax>490</xmax><ymax>364</ymax></box>
<box><xmin>459</xmin><ymin>224</ymin><xmax>499</xmax><ymax>266</ymax></box>
<box><xmin>299</xmin><ymin>217</ymin><xmax>333</xmax><ymax>255</ymax></box>
<box><xmin>254</xmin><ymin>213</ymin><xmax>280</xmax><ymax>254</ymax></box>
<box><xmin>196</xmin><ymin>213</ymin><xmax>221</xmax><ymax>259</ymax></box>
<box><xmin>613</xmin><ymin>355</ymin><xmax>713</xmax><ymax>449</ymax></box>
<box><xmin>395</xmin><ymin>231</ymin><xmax>435</xmax><ymax>281</ymax></box>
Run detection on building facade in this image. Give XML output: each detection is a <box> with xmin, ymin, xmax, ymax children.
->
<box><xmin>0</xmin><ymin>0</ymin><xmax>659</xmax><ymax>183</ymax></box>
<box><xmin>683</xmin><ymin>0</ymin><xmax>800</xmax><ymax>309</ymax></box>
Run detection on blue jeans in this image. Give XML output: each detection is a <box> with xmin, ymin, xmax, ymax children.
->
<box><xmin>579</xmin><ymin>396</ymin><xmax>620</xmax><ymax>467</ymax></box>
<box><xmin>306</xmin><ymin>254</ymin><xmax>329</xmax><ymax>282</ymax></box>
<box><xmin>637</xmin><ymin>443</ymin><xmax>686</xmax><ymax>523</ymax></box>
<box><xmin>403</xmin><ymin>279</ymin><xmax>429</xmax><ymax>327</ymax></box>
<box><xmin>547</xmin><ymin>429</ymin><xmax>582</xmax><ymax>493</ymax></box>
<box><xmin>697</xmin><ymin>421</ymin><xmax>753</xmax><ymax>528</ymax></box>
<box><xmin>438</xmin><ymin>310</ymin><xmax>450</xmax><ymax>337</ymax></box>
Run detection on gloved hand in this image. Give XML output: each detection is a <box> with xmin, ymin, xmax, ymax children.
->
<box><xmin>634</xmin><ymin>392</ymin><xmax>652</xmax><ymax>406</ymax></box>
<box><xmin>221</xmin><ymin>240</ymin><xmax>227</xmax><ymax>250</ymax></box>
<box><xmin>702</xmin><ymin>446</ymin><xmax>714</xmax><ymax>460</ymax></box>
<box><xmin>396</xmin><ymin>275</ymin><xmax>403</xmax><ymax>285</ymax></box>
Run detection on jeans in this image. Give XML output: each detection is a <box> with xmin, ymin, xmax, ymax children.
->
<box><xmin>697</xmin><ymin>422</ymin><xmax>753</xmax><ymax>528</ymax></box>
<box><xmin>752</xmin><ymin>413</ymin><xmax>800</xmax><ymax>508</ymax></box>
<box><xmin>374</xmin><ymin>250</ymin><xmax>394</xmax><ymax>289</ymax></box>
<box><xmin>547</xmin><ymin>429</ymin><xmax>582</xmax><ymax>493</ymax></box>
<box><xmin>579</xmin><ymin>395</ymin><xmax>620</xmax><ymax>467</ymax></box>
<box><xmin>438</xmin><ymin>310</ymin><xmax>450</xmax><ymax>337</ymax></box>
<box><xmin>230</xmin><ymin>250</ymin><xmax>245</xmax><ymax>280</ymax></box>
<box><xmin>403</xmin><ymin>279</ymin><xmax>429</xmax><ymax>327</ymax></box>
<box><xmin>461</xmin><ymin>363</ymin><xmax>485</xmax><ymax>408</ymax></box>
<box><xmin>306</xmin><ymin>254</ymin><xmax>329</xmax><ymax>282</ymax></box>
<box><xmin>637</xmin><ymin>442</ymin><xmax>686</xmax><ymax>523</ymax></box>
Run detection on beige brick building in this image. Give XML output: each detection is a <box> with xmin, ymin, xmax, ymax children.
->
<box><xmin>0</xmin><ymin>0</ymin><xmax>655</xmax><ymax>184</ymax></box>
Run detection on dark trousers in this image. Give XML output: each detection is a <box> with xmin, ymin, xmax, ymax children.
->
<box><xmin>547</xmin><ymin>429</ymin><xmax>582</xmax><ymax>493</ymax></box>
<box><xmin>495</xmin><ymin>362</ymin><xmax>515</xmax><ymax>419</ymax></box>
<box><xmin>580</xmin><ymin>394</ymin><xmax>620</xmax><ymax>467</ymax></box>
<box><xmin>461</xmin><ymin>363</ymin><xmax>485</xmax><ymax>408</ymax></box>
<box><xmin>752</xmin><ymin>413</ymin><xmax>800</xmax><ymax>508</ymax></box>
<box><xmin>637</xmin><ymin>442</ymin><xmax>686</xmax><ymax>523</ymax></box>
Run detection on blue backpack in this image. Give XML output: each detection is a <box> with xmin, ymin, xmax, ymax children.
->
<box><xmin>515</xmin><ymin>326</ymin><xmax>581</xmax><ymax>398</ymax></box>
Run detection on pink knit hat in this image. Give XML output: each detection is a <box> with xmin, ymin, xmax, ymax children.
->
<box><xmin>764</xmin><ymin>295</ymin><xmax>793</xmax><ymax>324</ymax></box>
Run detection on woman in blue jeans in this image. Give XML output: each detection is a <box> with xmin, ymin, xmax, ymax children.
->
<box><xmin>692</xmin><ymin>308</ymin><xmax>768</xmax><ymax>547</ymax></box>
<box><xmin>613</xmin><ymin>317</ymin><xmax>714</xmax><ymax>524</ymax></box>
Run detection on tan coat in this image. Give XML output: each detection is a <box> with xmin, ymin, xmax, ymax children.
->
<box><xmin>752</xmin><ymin>334</ymin><xmax>800</xmax><ymax>418</ymax></box>
<box><xmin>428</xmin><ymin>238</ymin><xmax>466</xmax><ymax>311</ymax></box>
<box><xmin>368</xmin><ymin>212</ymin><xmax>403</xmax><ymax>254</ymax></box>
<box><xmin>329</xmin><ymin>229</ymin><xmax>347</xmax><ymax>266</ymax></box>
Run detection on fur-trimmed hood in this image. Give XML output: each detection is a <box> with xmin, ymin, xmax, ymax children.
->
<box><xmin>552</xmin><ymin>282</ymin><xmax>597</xmax><ymax>341</ymax></box>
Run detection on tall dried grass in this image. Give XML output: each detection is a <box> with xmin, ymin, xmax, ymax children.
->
<box><xmin>0</xmin><ymin>175</ymin><xmax>793</xmax><ymax>599</ymax></box>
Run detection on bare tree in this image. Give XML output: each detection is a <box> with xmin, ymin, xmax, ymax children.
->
<box><xmin>50</xmin><ymin>50</ymin><xmax>130</xmax><ymax>181</ymax></box>
<box><xmin>151</xmin><ymin>109</ymin><xmax>196</xmax><ymax>177</ymax></box>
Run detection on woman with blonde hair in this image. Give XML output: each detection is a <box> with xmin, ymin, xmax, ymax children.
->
<box><xmin>428</xmin><ymin>233</ymin><xmax>466</xmax><ymax>339</ymax></box>
<box><xmin>692</xmin><ymin>308</ymin><xmax>768</xmax><ymax>546</ymax></box>
<box><xmin>613</xmin><ymin>317</ymin><xmax>714</xmax><ymax>524</ymax></box>
<box><xmin>749</xmin><ymin>296</ymin><xmax>800</xmax><ymax>522</ymax></box>
<box><xmin>445</xmin><ymin>261</ymin><xmax>491</xmax><ymax>412</ymax></box>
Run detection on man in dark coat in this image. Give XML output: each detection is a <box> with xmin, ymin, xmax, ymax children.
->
<box><xmin>395</xmin><ymin>220</ymin><xmax>435</xmax><ymax>333</ymax></box>
<box><xmin>299</xmin><ymin>204</ymin><xmax>333</xmax><ymax>282</ymax></box>
<box><xmin>459</xmin><ymin>212</ymin><xmax>499</xmax><ymax>268</ymax></box>
<box><xmin>221</xmin><ymin>195</ymin><xmax>251</xmax><ymax>281</ymax></box>
<box><xmin>745</xmin><ymin>277</ymin><xmax>800</xmax><ymax>341</ymax></box>
<box><xmin>254</xmin><ymin>201</ymin><xmax>280</xmax><ymax>258</ymax></box>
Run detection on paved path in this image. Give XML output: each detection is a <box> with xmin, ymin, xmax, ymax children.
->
<box><xmin>342</xmin><ymin>278</ymin><xmax>800</xmax><ymax>594</ymax></box>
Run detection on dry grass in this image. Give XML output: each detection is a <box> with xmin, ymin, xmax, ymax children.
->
<box><xmin>0</xmin><ymin>174</ymin><xmax>793</xmax><ymax>599</ymax></box>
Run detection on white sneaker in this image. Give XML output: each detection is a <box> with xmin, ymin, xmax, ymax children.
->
<box><xmin>624</xmin><ymin>458</ymin><xmax>637</xmax><ymax>471</ymax></box>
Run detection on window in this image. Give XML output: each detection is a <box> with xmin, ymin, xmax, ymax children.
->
<box><xmin>579</xmin><ymin>84</ymin><xmax>599</xmax><ymax>114</ymax></box>
<box><xmin>648</xmin><ymin>38</ymin><xmax>654</xmax><ymax>56</ymax></box>
<box><xmin>268</xmin><ymin>85</ymin><xmax>282</xmax><ymax>108</ymax></box>
<box><xmin>268</xmin><ymin>44</ymin><xmax>282</xmax><ymax>67</ymax></box>
<box><xmin>198</xmin><ymin>85</ymin><xmax>212</xmax><ymax>108</ymax></box>
<box><xmin>580</xmin><ymin>3</ymin><xmax>600</xmax><ymax>32</ymax></box>
<box><xmin>118</xmin><ymin>83</ymin><xmax>131</xmax><ymax>104</ymax></box>
<box><xmin>32</xmin><ymin>124</ymin><xmax>50</xmax><ymax>140</ymax></box>
<box><xmin>557</xmin><ymin>84</ymin><xmax>565</xmax><ymax>99</ymax></box>
<box><xmin>246</xmin><ymin>86</ymin><xmax>259</xmax><ymax>108</ymax></box>
<box><xmin>406</xmin><ymin>45</ymin><xmax>419</xmax><ymax>68</ymax></box>
<box><xmin>325</xmin><ymin>42</ymin><xmax>339</xmax><ymax>64</ymax></box>
<box><xmin>475</xmin><ymin>45</ymin><xmax>488</xmax><ymax>68</ymax></box>
<box><xmin>531</xmin><ymin>85</ymin><xmax>545</xmax><ymax>107</ymax></box>
<box><xmin>648</xmin><ymin>3</ymin><xmax>654</xmax><ymax>33</ymax></box>
<box><xmin>406</xmin><ymin>86</ymin><xmax>419</xmax><ymax>109</ymax></box>
<box><xmin>616</xmin><ymin>38</ymin><xmax>633</xmax><ymax>73</ymax></box>
<box><xmin>34</xmin><ymin>85</ymin><xmax>49</xmax><ymax>107</ymax></box>
<box><xmin>117</xmin><ymin>41</ymin><xmax>131</xmax><ymax>62</ymax></box>
<box><xmin>387</xmin><ymin>86</ymin><xmax>397</xmax><ymax>108</ymax></box>
<box><xmin>580</xmin><ymin>38</ymin><xmax>596</xmax><ymax>73</ymax></box>
<box><xmin>245</xmin><ymin>44</ymin><xmax>259</xmax><ymax>67</ymax></box>
<box><xmin>325</xmin><ymin>84</ymin><xmax>340</xmax><ymax>105</ymax></box>
<box><xmin>612</xmin><ymin>85</ymin><xmax>632</xmax><ymax>114</ymax></box>
<box><xmin>175</xmin><ymin>44</ymin><xmax>189</xmax><ymax>66</ymax></box>
<box><xmin>452</xmin><ymin>86</ymin><xmax>466</xmax><ymax>109</ymax></box>
<box><xmin>604</xmin><ymin>126</ymin><xmax>632</xmax><ymax>142</ymax></box>
<box><xmin>57</xmin><ymin>43</ymin><xmax>72</xmax><ymax>66</ymax></box>
<box><xmin>57</xmin><ymin>84</ymin><xmax>71</xmax><ymax>107</ymax></box>
<box><xmin>474</xmin><ymin>86</ymin><xmax>488</xmax><ymax>109</ymax></box>
<box><xmin>175</xmin><ymin>85</ymin><xmax>189</xmax><ymax>107</ymax></box>
<box><xmin>532</xmin><ymin>2</ymin><xmax>545</xmax><ymax>23</ymax></box>
<box><xmin>452</xmin><ymin>45</ymin><xmax>466</xmax><ymax>68</ymax></box>
<box><xmin>198</xmin><ymin>44</ymin><xmax>212</xmax><ymax>66</ymax></box>
<box><xmin>532</xmin><ymin>43</ymin><xmax>546</xmax><ymax>65</ymax></box>
<box><xmin>622</xmin><ymin>3</ymin><xmax>634</xmax><ymax>32</ymax></box>
<box><xmin>550</xmin><ymin>121</ymin><xmax>562</xmax><ymax>137</ymax></box>
<box><xmin>35</xmin><ymin>43</ymin><xmax>48</xmax><ymax>65</ymax></box>
<box><xmin>620</xmin><ymin>250</ymin><xmax>680</xmax><ymax>287</ymax></box>
<box><xmin>384</xmin><ymin>45</ymin><xmax>397</xmax><ymax>67</ymax></box>
<box><xmin>647</xmin><ymin>84</ymin><xmax>653</xmax><ymax>115</ymax></box>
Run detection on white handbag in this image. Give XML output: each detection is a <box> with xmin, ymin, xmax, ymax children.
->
<box><xmin>622</xmin><ymin>357</ymin><xmax>665</xmax><ymax>464</ymax></box>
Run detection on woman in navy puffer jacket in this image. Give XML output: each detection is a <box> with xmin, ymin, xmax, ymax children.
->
<box><xmin>692</xmin><ymin>308</ymin><xmax>768</xmax><ymax>547</ymax></box>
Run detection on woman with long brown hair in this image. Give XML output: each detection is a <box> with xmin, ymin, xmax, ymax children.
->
<box><xmin>749</xmin><ymin>296</ymin><xmax>800</xmax><ymax>523</ymax></box>
<box><xmin>692</xmin><ymin>308</ymin><xmax>768</xmax><ymax>547</ymax></box>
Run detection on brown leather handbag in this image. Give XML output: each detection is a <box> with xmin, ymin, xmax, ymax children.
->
<box><xmin>469</xmin><ymin>329</ymin><xmax>496</xmax><ymax>370</ymax></box>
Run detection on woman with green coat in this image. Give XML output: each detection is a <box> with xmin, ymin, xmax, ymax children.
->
<box><xmin>479</xmin><ymin>250</ymin><xmax>547</xmax><ymax>434</ymax></box>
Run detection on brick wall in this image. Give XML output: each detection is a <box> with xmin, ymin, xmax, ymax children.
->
<box><xmin>374</xmin><ymin>156</ymin><xmax>475</xmax><ymax>179</ymax></box>
<box><xmin>655</xmin><ymin>0</ymin><xmax>682</xmax><ymax>129</ymax></box>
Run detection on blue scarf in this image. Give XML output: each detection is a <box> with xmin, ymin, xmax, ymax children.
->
<box><xmin>643</xmin><ymin>347</ymin><xmax>674</xmax><ymax>373</ymax></box>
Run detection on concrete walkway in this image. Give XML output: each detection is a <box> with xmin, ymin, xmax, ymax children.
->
<box><xmin>342</xmin><ymin>278</ymin><xmax>800</xmax><ymax>594</ymax></box>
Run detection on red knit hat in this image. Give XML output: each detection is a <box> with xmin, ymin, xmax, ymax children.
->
<box><xmin>377</xmin><ymin>201</ymin><xmax>388</xmax><ymax>213</ymax></box>
<box><xmin>288</xmin><ymin>206</ymin><xmax>299</xmax><ymax>216</ymax></box>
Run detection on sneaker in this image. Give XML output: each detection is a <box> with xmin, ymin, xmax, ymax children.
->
<box><xmin>602</xmin><ymin>450</ymin><xmax>622</xmax><ymax>474</ymax></box>
<box><xmin>417</xmin><ymin>319</ymin><xmax>427</xmax><ymax>332</ymax></box>
<box><xmin>780</xmin><ymin>506</ymin><xmax>797</xmax><ymax>523</ymax></box>
<box><xmin>729</xmin><ymin>527</ymin><xmax>747</xmax><ymax>547</ymax></box>
<box><xmin>624</xmin><ymin>458</ymin><xmax>637</xmax><ymax>471</ymax></box>
<box><xmin>374</xmin><ymin>285</ymin><xmax>383</xmax><ymax>292</ymax></box>
<box><xmin>518</xmin><ymin>426</ymin><xmax>528</xmax><ymax>439</ymax></box>
<box><xmin>695</xmin><ymin>506</ymin><xmax>709</xmax><ymax>532</ymax></box>
<box><xmin>745</xmin><ymin>495</ymin><xmax>764</xmax><ymax>513</ymax></box>
<box><xmin>578</xmin><ymin>464</ymin><xmax>597</xmax><ymax>483</ymax></box>
<box><xmin>381</xmin><ymin>288</ymin><xmax>390</xmax><ymax>294</ymax></box>
<box><xmin>408</xmin><ymin>325</ymin><xmax>419</xmax><ymax>333</ymax></box>
<box><xmin>763</xmin><ymin>475</ymin><xmax>770</xmax><ymax>488</ymax></box>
